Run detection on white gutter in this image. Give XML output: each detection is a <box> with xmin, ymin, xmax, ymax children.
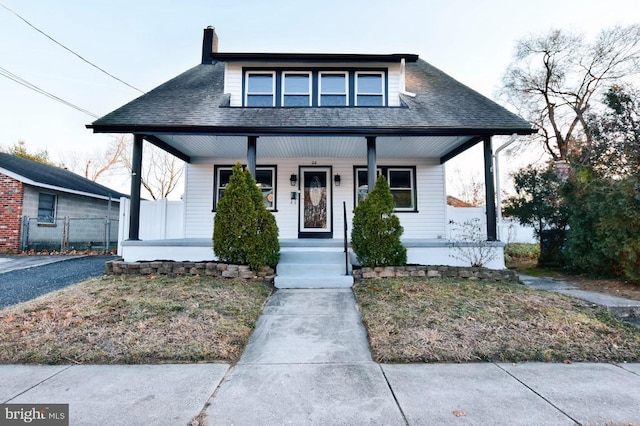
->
<box><xmin>493</xmin><ymin>134</ymin><xmax>518</xmax><ymax>241</ymax></box>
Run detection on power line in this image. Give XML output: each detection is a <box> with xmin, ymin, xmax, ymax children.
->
<box><xmin>0</xmin><ymin>66</ymin><xmax>100</xmax><ymax>118</ymax></box>
<box><xmin>0</xmin><ymin>1</ymin><xmax>146</xmax><ymax>94</ymax></box>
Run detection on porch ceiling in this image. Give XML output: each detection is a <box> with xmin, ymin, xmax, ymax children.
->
<box><xmin>147</xmin><ymin>134</ymin><xmax>474</xmax><ymax>161</ymax></box>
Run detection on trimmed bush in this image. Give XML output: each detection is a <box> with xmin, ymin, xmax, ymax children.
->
<box><xmin>213</xmin><ymin>163</ymin><xmax>280</xmax><ymax>270</ymax></box>
<box><xmin>351</xmin><ymin>174</ymin><xmax>406</xmax><ymax>267</ymax></box>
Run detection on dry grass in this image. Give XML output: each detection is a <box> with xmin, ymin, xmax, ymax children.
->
<box><xmin>354</xmin><ymin>278</ymin><xmax>640</xmax><ymax>363</ymax></box>
<box><xmin>0</xmin><ymin>275</ymin><xmax>272</xmax><ymax>364</ymax></box>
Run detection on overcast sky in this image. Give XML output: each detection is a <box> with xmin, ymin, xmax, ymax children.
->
<box><xmin>1</xmin><ymin>0</ymin><xmax>638</xmax><ymax>195</ymax></box>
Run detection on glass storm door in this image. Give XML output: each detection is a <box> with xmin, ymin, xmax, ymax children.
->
<box><xmin>299</xmin><ymin>167</ymin><xmax>332</xmax><ymax>237</ymax></box>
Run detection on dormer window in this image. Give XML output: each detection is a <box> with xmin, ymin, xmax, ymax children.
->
<box><xmin>242</xmin><ymin>69</ymin><xmax>387</xmax><ymax>107</ymax></box>
<box><xmin>355</xmin><ymin>72</ymin><xmax>384</xmax><ymax>106</ymax></box>
<box><xmin>246</xmin><ymin>72</ymin><xmax>275</xmax><ymax>106</ymax></box>
<box><xmin>282</xmin><ymin>72</ymin><xmax>311</xmax><ymax>106</ymax></box>
<box><xmin>319</xmin><ymin>72</ymin><xmax>348</xmax><ymax>106</ymax></box>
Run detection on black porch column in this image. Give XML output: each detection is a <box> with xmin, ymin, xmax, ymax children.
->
<box><xmin>483</xmin><ymin>136</ymin><xmax>497</xmax><ymax>241</ymax></box>
<box><xmin>247</xmin><ymin>136</ymin><xmax>257</xmax><ymax>177</ymax></box>
<box><xmin>128</xmin><ymin>134</ymin><xmax>143</xmax><ymax>240</ymax></box>
<box><xmin>366</xmin><ymin>136</ymin><xmax>377</xmax><ymax>194</ymax></box>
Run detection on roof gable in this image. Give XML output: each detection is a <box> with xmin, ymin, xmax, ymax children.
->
<box><xmin>0</xmin><ymin>152</ymin><xmax>128</xmax><ymax>199</ymax></box>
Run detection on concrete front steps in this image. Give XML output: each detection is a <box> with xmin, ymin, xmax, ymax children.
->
<box><xmin>274</xmin><ymin>250</ymin><xmax>354</xmax><ymax>289</ymax></box>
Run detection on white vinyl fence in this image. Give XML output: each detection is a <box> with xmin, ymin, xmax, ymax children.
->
<box><xmin>118</xmin><ymin>197</ymin><xmax>185</xmax><ymax>254</ymax></box>
<box><xmin>447</xmin><ymin>206</ymin><xmax>536</xmax><ymax>244</ymax></box>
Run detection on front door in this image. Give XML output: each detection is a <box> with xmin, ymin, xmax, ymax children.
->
<box><xmin>299</xmin><ymin>167</ymin><xmax>332</xmax><ymax>238</ymax></box>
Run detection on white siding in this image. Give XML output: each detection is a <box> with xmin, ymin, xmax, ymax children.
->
<box><xmin>226</xmin><ymin>63</ymin><xmax>243</xmax><ymax>107</ymax></box>
<box><xmin>387</xmin><ymin>63</ymin><xmax>401</xmax><ymax>107</ymax></box>
<box><xmin>184</xmin><ymin>162</ymin><xmax>214</xmax><ymax>238</ymax></box>
<box><xmin>184</xmin><ymin>157</ymin><xmax>446</xmax><ymax>242</ymax></box>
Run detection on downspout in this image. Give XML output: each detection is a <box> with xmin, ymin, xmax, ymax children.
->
<box><xmin>493</xmin><ymin>134</ymin><xmax>518</xmax><ymax>241</ymax></box>
<box><xmin>398</xmin><ymin>58</ymin><xmax>416</xmax><ymax>98</ymax></box>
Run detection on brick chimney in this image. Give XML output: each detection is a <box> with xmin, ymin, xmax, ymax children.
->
<box><xmin>201</xmin><ymin>26</ymin><xmax>219</xmax><ymax>64</ymax></box>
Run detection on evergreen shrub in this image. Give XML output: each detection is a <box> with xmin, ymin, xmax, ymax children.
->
<box><xmin>351</xmin><ymin>175</ymin><xmax>406</xmax><ymax>267</ymax></box>
<box><xmin>213</xmin><ymin>163</ymin><xmax>280</xmax><ymax>271</ymax></box>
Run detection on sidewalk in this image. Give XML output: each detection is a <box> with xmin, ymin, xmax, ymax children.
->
<box><xmin>520</xmin><ymin>274</ymin><xmax>640</xmax><ymax>323</ymax></box>
<box><xmin>2</xmin><ymin>288</ymin><xmax>640</xmax><ymax>425</ymax></box>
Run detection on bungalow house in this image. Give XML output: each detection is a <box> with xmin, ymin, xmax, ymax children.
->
<box><xmin>88</xmin><ymin>28</ymin><xmax>534</xmax><ymax>286</ymax></box>
<box><xmin>0</xmin><ymin>152</ymin><xmax>126</xmax><ymax>252</ymax></box>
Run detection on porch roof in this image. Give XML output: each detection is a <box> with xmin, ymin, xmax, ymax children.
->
<box><xmin>88</xmin><ymin>58</ymin><xmax>535</xmax><ymax>163</ymax></box>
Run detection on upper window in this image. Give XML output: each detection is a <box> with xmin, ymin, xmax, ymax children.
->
<box><xmin>319</xmin><ymin>72</ymin><xmax>348</xmax><ymax>106</ymax></box>
<box><xmin>214</xmin><ymin>165</ymin><xmax>277</xmax><ymax>211</ymax></box>
<box><xmin>282</xmin><ymin>72</ymin><xmax>311</xmax><ymax>106</ymax></box>
<box><xmin>37</xmin><ymin>193</ymin><xmax>56</xmax><ymax>223</ymax></box>
<box><xmin>355</xmin><ymin>72</ymin><xmax>384</xmax><ymax>106</ymax></box>
<box><xmin>246</xmin><ymin>72</ymin><xmax>275</xmax><ymax>106</ymax></box>
<box><xmin>242</xmin><ymin>69</ymin><xmax>387</xmax><ymax>107</ymax></box>
<box><xmin>354</xmin><ymin>166</ymin><xmax>416</xmax><ymax>211</ymax></box>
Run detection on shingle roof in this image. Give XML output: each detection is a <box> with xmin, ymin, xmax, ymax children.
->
<box><xmin>0</xmin><ymin>152</ymin><xmax>128</xmax><ymax>199</ymax></box>
<box><xmin>89</xmin><ymin>58</ymin><xmax>534</xmax><ymax>135</ymax></box>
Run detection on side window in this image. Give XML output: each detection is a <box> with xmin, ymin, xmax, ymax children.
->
<box><xmin>387</xmin><ymin>168</ymin><xmax>415</xmax><ymax>211</ymax></box>
<box><xmin>319</xmin><ymin>72</ymin><xmax>348</xmax><ymax>106</ymax></box>
<box><xmin>37</xmin><ymin>193</ymin><xmax>56</xmax><ymax>223</ymax></box>
<box><xmin>354</xmin><ymin>167</ymin><xmax>381</xmax><ymax>205</ymax></box>
<box><xmin>282</xmin><ymin>72</ymin><xmax>311</xmax><ymax>106</ymax></box>
<box><xmin>214</xmin><ymin>166</ymin><xmax>277</xmax><ymax>211</ymax></box>
<box><xmin>354</xmin><ymin>167</ymin><xmax>415</xmax><ymax>211</ymax></box>
<box><xmin>355</xmin><ymin>72</ymin><xmax>384</xmax><ymax>106</ymax></box>
<box><xmin>245</xmin><ymin>72</ymin><xmax>275</xmax><ymax>106</ymax></box>
<box><xmin>254</xmin><ymin>168</ymin><xmax>276</xmax><ymax>210</ymax></box>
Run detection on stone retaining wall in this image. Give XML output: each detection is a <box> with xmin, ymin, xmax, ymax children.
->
<box><xmin>352</xmin><ymin>265</ymin><xmax>517</xmax><ymax>282</ymax></box>
<box><xmin>106</xmin><ymin>261</ymin><xmax>516</xmax><ymax>283</ymax></box>
<box><xmin>106</xmin><ymin>260</ymin><xmax>275</xmax><ymax>281</ymax></box>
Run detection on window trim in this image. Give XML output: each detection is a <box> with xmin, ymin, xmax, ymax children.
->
<box><xmin>354</xmin><ymin>71</ymin><xmax>385</xmax><ymax>106</ymax></box>
<box><xmin>245</xmin><ymin>71</ymin><xmax>276</xmax><ymax>107</ymax></box>
<box><xmin>281</xmin><ymin>71</ymin><xmax>312</xmax><ymax>107</ymax></box>
<box><xmin>318</xmin><ymin>71</ymin><xmax>349</xmax><ymax>106</ymax></box>
<box><xmin>213</xmin><ymin>165</ymin><xmax>278</xmax><ymax>212</ymax></box>
<box><xmin>37</xmin><ymin>192</ymin><xmax>57</xmax><ymax>224</ymax></box>
<box><xmin>353</xmin><ymin>166</ymin><xmax>417</xmax><ymax>212</ymax></box>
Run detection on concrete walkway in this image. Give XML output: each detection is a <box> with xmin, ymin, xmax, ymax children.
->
<box><xmin>2</xmin><ymin>288</ymin><xmax>640</xmax><ymax>425</ymax></box>
<box><xmin>520</xmin><ymin>274</ymin><xmax>640</xmax><ymax>322</ymax></box>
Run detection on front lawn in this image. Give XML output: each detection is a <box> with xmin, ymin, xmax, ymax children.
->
<box><xmin>0</xmin><ymin>275</ymin><xmax>272</xmax><ymax>364</ymax></box>
<box><xmin>354</xmin><ymin>278</ymin><xmax>640</xmax><ymax>363</ymax></box>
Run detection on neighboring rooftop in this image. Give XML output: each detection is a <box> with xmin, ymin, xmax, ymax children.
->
<box><xmin>0</xmin><ymin>152</ymin><xmax>128</xmax><ymax>200</ymax></box>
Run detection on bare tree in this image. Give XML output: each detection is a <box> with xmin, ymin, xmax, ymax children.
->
<box><xmin>448</xmin><ymin>165</ymin><xmax>485</xmax><ymax>206</ymax></box>
<box><xmin>501</xmin><ymin>25</ymin><xmax>640</xmax><ymax>162</ymax></box>
<box><xmin>63</xmin><ymin>135</ymin><xmax>127</xmax><ymax>182</ymax></box>
<box><xmin>121</xmin><ymin>139</ymin><xmax>185</xmax><ymax>200</ymax></box>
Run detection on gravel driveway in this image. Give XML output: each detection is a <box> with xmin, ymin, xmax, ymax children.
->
<box><xmin>0</xmin><ymin>256</ymin><xmax>118</xmax><ymax>309</ymax></box>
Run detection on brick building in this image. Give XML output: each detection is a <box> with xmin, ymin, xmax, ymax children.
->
<box><xmin>0</xmin><ymin>153</ymin><xmax>127</xmax><ymax>252</ymax></box>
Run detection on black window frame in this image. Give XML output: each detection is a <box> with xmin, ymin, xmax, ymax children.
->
<box><xmin>353</xmin><ymin>166</ymin><xmax>417</xmax><ymax>212</ymax></box>
<box><xmin>241</xmin><ymin>67</ymin><xmax>388</xmax><ymax>107</ymax></box>
<box><xmin>37</xmin><ymin>192</ymin><xmax>57</xmax><ymax>223</ymax></box>
<box><xmin>213</xmin><ymin>165</ymin><xmax>278</xmax><ymax>212</ymax></box>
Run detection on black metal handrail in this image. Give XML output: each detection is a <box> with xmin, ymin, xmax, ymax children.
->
<box><xmin>343</xmin><ymin>201</ymin><xmax>349</xmax><ymax>276</ymax></box>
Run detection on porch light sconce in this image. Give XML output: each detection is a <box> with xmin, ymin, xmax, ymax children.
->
<box><xmin>290</xmin><ymin>174</ymin><xmax>297</xmax><ymax>186</ymax></box>
<box><xmin>334</xmin><ymin>174</ymin><xmax>341</xmax><ymax>186</ymax></box>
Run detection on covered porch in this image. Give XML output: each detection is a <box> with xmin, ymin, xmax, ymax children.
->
<box><xmin>112</xmin><ymin>130</ymin><xmax>510</xmax><ymax>272</ymax></box>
